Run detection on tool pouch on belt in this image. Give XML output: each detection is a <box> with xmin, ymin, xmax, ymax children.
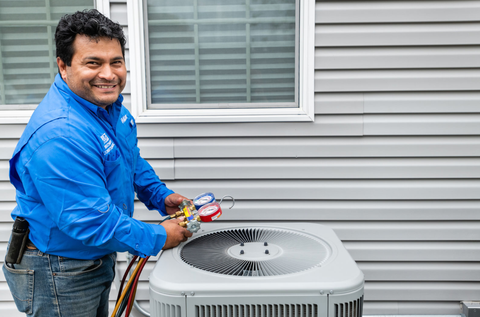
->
<box><xmin>5</xmin><ymin>217</ymin><xmax>29</xmax><ymax>265</ymax></box>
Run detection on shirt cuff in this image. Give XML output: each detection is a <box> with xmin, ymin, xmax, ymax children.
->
<box><xmin>148</xmin><ymin>222</ymin><xmax>168</xmax><ymax>254</ymax></box>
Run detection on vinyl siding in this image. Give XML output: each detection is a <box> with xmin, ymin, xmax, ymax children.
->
<box><xmin>0</xmin><ymin>0</ymin><xmax>479</xmax><ymax>316</ymax></box>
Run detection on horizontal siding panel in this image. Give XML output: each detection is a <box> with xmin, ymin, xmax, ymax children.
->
<box><xmin>0</xmin><ymin>302</ymin><xmax>23</xmax><ymax>317</ymax></box>
<box><xmin>0</xmin><ymin>249</ymin><xmax>7</xmax><ymax>269</ymax></box>
<box><xmin>365</xmin><ymin>282</ymin><xmax>480</xmax><ymax>301</ymax></box>
<box><xmin>328</xmin><ymin>221</ymin><xmax>480</xmax><ymax>241</ymax></box>
<box><xmin>315</xmin><ymin>46</ymin><xmax>480</xmax><ymax>69</ymax></box>
<box><xmin>137</xmin><ymin>115</ymin><xmax>363</xmax><ymax>138</ymax></box>
<box><xmin>165</xmin><ymin>179</ymin><xmax>480</xmax><ymax>201</ymax></box>
<box><xmin>316</xmin><ymin>1</ymin><xmax>480</xmax><ymax>24</ymax></box>
<box><xmin>315</xmin><ymin>69</ymin><xmax>480</xmax><ymax>92</ymax></box>
<box><xmin>0</xmin><ymin>140</ymin><xmax>17</xmax><ymax>159</ymax></box>
<box><xmin>364</xmin><ymin>114</ymin><xmax>480</xmax><ymax>135</ymax></box>
<box><xmin>0</xmin><ymin>224</ymin><xmax>11</xmax><ymax>241</ymax></box>
<box><xmin>316</xmin><ymin>23</ymin><xmax>480</xmax><ymax>47</ymax></box>
<box><xmin>364</xmin><ymin>301</ymin><xmax>462</xmax><ymax>315</ymax></box>
<box><xmin>174</xmin><ymin>136</ymin><xmax>480</xmax><ymax>158</ymax></box>
<box><xmin>315</xmin><ymin>93</ymin><xmax>363</xmax><ymax>114</ymax></box>
<box><xmin>137</xmin><ymin>138</ymin><xmax>174</xmax><ymax>159</ymax></box>
<box><xmin>344</xmin><ymin>241</ymin><xmax>480</xmax><ymax>261</ymax></box>
<box><xmin>174</xmin><ymin>158</ymin><xmax>480</xmax><ymax>179</ymax></box>
<box><xmin>0</xmin><ymin>203</ymin><xmax>16</xmax><ymax>221</ymax></box>
<box><xmin>0</xmin><ymin>183</ymin><xmax>15</xmax><ymax>202</ymax></box>
<box><xmin>364</xmin><ymin>92</ymin><xmax>480</xmax><ymax>113</ymax></box>
<box><xmin>133</xmin><ymin>200</ymin><xmax>480</xmax><ymax>221</ymax></box>
<box><xmin>148</xmin><ymin>160</ymin><xmax>174</xmax><ymax>180</ymax></box>
<box><xmin>0</xmin><ymin>161</ymin><xmax>8</xmax><ymax>182</ymax></box>
<box><xmin>316</xmin><ymin>92</ymin><xmax>480</xmax><ymax>114</ymax></box>
<box><xmin>132</xmin><ymin>204</ymin><xmax>164</xmax><ymax>221</ymax></box>
<box><xmin>0</xmin><ymin>125</ymin><xmax>27</xmax><ymax>139</ymax></box>
<box><xmin>359</xmin><ymin>262</ymin><xmax>480</xmax><ymax>281</ymax></box>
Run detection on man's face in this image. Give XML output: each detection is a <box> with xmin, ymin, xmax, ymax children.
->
<box><xmin>57</xmin><ymin>34</ymin><xmax>126</xmax><ymax>109</ymax></box>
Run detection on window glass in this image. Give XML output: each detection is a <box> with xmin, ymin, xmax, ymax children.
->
<box><xmin>146</xmin><ymin>0</ymin><xmax>297</xmax><ymax>109</ymax></box>
<box><xmin>0</xmin><ymin>0</ymin><xmax>94</xmax><ymax>109</ymax></box>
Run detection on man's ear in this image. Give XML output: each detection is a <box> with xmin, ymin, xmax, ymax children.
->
<box><xmin>57</xmin><ymin>57</ymin><xmax>68</xmax><ymax>81</ymax></box>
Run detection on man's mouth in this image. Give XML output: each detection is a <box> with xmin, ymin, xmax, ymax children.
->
<box><xmin>94</xmin><ymin>84</ymin><xmax>116</xmax><ymax>89</ymax></box>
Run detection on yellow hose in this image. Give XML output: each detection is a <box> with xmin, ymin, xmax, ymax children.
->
<box><xmin>110</xmin><ymin>257</ymin><xmax>146</xmax><ymax>317</ymax></box>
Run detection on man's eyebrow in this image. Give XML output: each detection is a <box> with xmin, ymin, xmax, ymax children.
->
<box><xmin>84</xmin><ymin>56</ymin><xmax>102</xmax><ymax>61</ymax></box>
<box><xmin>83</xmin><ymin>56</ymin><xmax>124</xmax><ymax>61</ymax></box>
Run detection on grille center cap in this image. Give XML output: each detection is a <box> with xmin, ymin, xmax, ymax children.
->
<box><xmin>228</xmin><ymin>242</ymin><xmax>283</xmax><ymax>261</ymax></box>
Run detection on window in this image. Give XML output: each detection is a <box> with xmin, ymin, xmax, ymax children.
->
<box><xmin>0</xmin><ymin>0</ymin><xmax>94</xmax><ymax>120</ymax></box>
<box><xmin>129</xmin><ymin>0</ymin><xmax>314</xmax><ymax>123</ymax></box>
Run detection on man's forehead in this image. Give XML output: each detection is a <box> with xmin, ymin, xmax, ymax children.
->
<box><xmin>74</xmin><ymin>34</ymin><xmax>121</xmax><ymax>46</ymax></box>
<box><xmin>72</xmin><ymin>34</ymin><xmax>123</xmax><ymax>57</ymax></box>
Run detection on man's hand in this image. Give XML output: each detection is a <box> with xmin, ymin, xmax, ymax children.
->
<box><xmin>164</xmin><ymin>193</ymin><xmax>190</xmax><ymax>215</ymax></box>
<box><xmin>161</xmin><ymin>217</ymin><xmax>193</xmax><ymax>250</ymax></box>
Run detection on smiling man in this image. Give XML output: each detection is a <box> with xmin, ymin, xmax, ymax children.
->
<box><xmin>4</xmin><ymin>9</ymin><xmax>192</xmax><ymax>317</ymax></box>
<box><xmin>57</xmin><ymin>34</ymin><xmax>126</xmax><ymax>109</ymax></box>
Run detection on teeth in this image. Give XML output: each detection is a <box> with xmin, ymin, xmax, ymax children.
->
<box><xmin>96</xmin><ymin>85</ymin><xmax>114</xmax><ymax>89</ymax></box>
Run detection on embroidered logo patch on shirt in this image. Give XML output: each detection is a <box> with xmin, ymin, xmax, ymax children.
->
<box><xmin>121</xmin><ymin>114</ymin><xmax>128</xmax><ymax>124</ymax></box>
<box><xmin>100</xmin><ymin>133</ymin><xmax>116</xmax><ymax>155</ymax></box>
<box><xmin>101</xmin><ymin>133</ymin><xmax>109</xmax><ymax>143</ymax></box>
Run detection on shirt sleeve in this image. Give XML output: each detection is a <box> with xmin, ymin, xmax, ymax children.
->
<box><xmin>26</xmin><ymin>136</ymin><xmax>166</xmax><ymax>257</ymax></box>
<box><xmin>133</xmin><ymin>154</ymin><xmax>175</xmax><ymax>217</ymax></box>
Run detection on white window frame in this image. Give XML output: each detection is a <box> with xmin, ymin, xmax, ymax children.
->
<box><xmin>0</xmin><ymin>0</ymin><xmax>105</xmax><ymax>124</ymax></box>
<box><xmin>127</xmin><ymin>0</ymin><xmax>315</xmax><ymax>123</ymax></box>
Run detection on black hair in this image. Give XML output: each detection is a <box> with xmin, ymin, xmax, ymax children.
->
<box><xmin>55</xmin><ymin>9</ymin><xmax>126</xmax><ymax>66</ymax></box>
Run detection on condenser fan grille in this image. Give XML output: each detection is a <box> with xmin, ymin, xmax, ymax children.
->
<box><xmin>180</xmin><ymin>227</ymin><xmax>331</xmax><ymax>276</ymax></box>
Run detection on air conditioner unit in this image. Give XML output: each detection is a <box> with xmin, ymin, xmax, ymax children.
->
<box><xmin>149</xmin><ymin>222</ymin><xmax>364</xmax><ymax>317</ymax></box>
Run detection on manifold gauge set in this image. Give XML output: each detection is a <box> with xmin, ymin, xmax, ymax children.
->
<box><xmin>170</xmin><ymin>192</ymin><xmax>234</xmax><ymax>233</ymax></box>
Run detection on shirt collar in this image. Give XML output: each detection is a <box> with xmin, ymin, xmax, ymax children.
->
<box><xmin>54</xmin><ymin>74</ymin><xmax>124</xmax><ymax>116</ymax></box>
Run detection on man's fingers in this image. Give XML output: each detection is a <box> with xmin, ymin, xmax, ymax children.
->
<box><xmin>161</xmin><ymin>218</ymin><xmax>192</xmax><ymax>250</ymax></box>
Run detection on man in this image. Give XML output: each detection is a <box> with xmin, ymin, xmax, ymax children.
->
<box><xmin>3</xmin><ymin>9</ymin><xmax>192</xmax><ymax>317</ymax></box>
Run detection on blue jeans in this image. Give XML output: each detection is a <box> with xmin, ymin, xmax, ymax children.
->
<box><xmin>3</xmin><ymin>244</ymin><xmax>116</xmax><ymax>317</ymax></box>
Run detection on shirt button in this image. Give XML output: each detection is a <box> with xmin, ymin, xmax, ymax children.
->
<box><xmin>123</xmin><ymin>204</ymin><xmax>127</xmax><ymax>210</ymax></box>
<box><xmin>135</xmin><ymin>244</ymin><xmax>139</xmax><ymax>250</ymax></box>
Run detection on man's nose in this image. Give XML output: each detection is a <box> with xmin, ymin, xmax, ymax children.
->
<box><xmin>98</xmin><ymin>65</ymin><xmax>115</xmax><ymax>81</ymax></box>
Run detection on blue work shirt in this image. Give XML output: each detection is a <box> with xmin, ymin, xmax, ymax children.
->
<box><xmin>9</xmin><ymin>74</ymin><xmax>174</xmax><ymax>260</ymax></box>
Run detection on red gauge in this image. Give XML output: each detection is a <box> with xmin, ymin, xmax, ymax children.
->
<box><xmin>198</xmin><ymin>202</ymin><xmax>222</xmax><ymax>222</ymax></box>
